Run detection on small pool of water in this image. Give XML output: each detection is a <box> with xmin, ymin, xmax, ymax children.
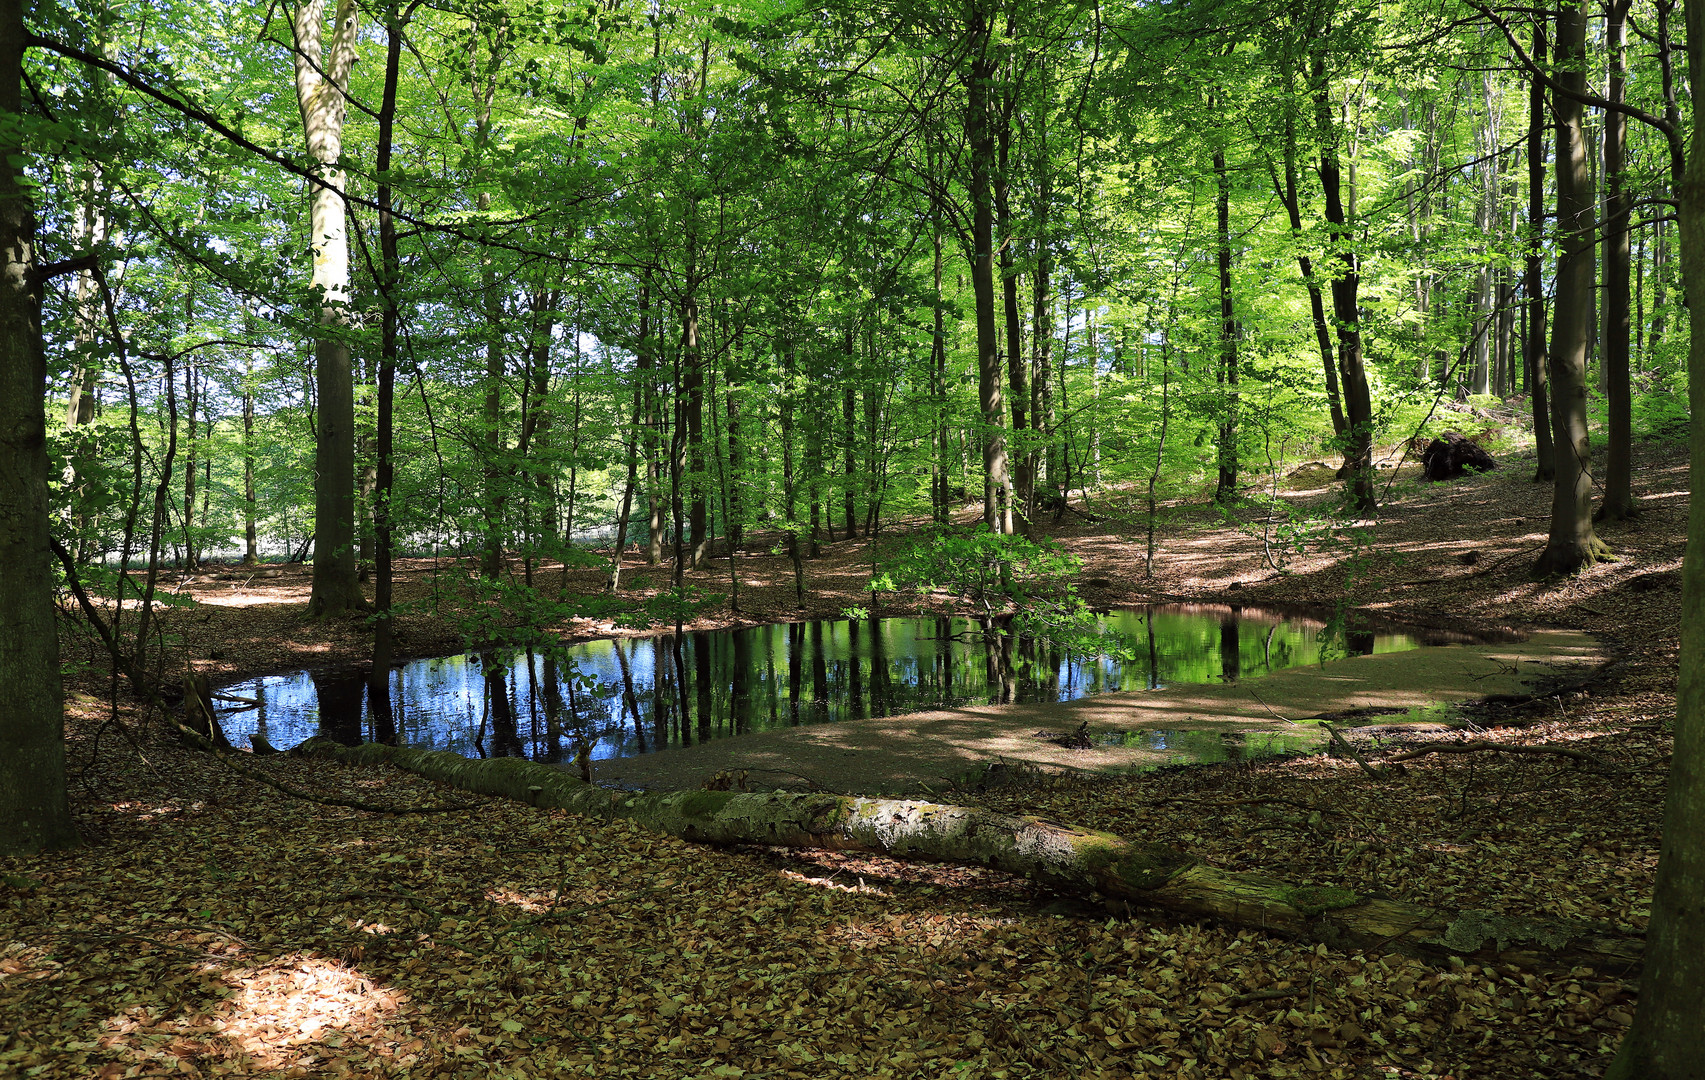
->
<box><xmin>218</xmin><ymin>604</ymin><xmax>1442</xmax><ymax>763</ymax></box>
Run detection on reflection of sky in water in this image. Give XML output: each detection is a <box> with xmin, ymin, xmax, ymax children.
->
<box><xmin>218</xmin><ymin>607</ymin><xmax>1420</xmax><ymax>764</ymax></box>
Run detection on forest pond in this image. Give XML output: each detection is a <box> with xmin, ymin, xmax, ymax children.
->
<box><xmin>218</xmin><ymin>605</ymin><xmax>1464</xmax><ymax>765</ymax></box>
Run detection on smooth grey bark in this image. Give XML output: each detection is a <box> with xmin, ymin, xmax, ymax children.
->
<box><xmin>0</xmin><ymin>0</ymin><xmax>77</xmax><ymax>854</ymax></box>
<box><xmin>295</xmin><ymin>0</ymin><xmax>364</xmax><ymax>616</ymax></box>
<box><xmin>995</xmin><ymin>96</ymin><xmax>1030</xmax><ymax>532</ymax></box>
<box><xmin>967</xmin><ymin>1</ymin><xmax>1012</xmax><ymax>535</ymax></box>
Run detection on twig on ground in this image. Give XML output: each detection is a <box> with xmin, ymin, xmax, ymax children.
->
<box><xmin>1320</xmin><ymin>723</ymin><xmax>1392</xmax><ymax>781</ymax></box>
<box><xmin>1379</xmin><ymin>740</ymin><xmax>1612</xmax><ymax>770</ymax></box>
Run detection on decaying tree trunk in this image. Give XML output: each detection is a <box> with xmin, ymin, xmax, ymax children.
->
<box><xmin>295</xmin><ymin>739</ymin><xmax>1643</xmax><ymax>976</ymax></box>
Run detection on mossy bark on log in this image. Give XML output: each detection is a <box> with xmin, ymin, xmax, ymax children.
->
<box><xmin>293</xmin><ymin>738</ymin><xmax>1643</xmax><ymax>975</ymax></box>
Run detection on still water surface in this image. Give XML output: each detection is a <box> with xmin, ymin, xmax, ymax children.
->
<box><xmin>218</xmin><ymin>605</ymin><xmax>1428</xmax><ymax>763</ymax></box>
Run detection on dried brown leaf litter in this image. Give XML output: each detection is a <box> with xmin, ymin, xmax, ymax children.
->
<box><xmin>4</xmin><ymin>442</ymin><xmax>1681</xmax><ymax>1078</ymax></box>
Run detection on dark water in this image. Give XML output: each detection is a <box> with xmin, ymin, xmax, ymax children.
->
<box><xmin>217</xmin><ymin>605</ymin><xmax>1436</xmax><ymax>764</ymax></box>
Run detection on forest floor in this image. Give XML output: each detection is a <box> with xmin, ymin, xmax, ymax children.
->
<box><xmin>2</xmin><ymin>432</ymin><xmax>1686</xmax><ymax>1079</ymax></box>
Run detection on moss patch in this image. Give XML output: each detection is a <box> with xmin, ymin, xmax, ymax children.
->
<box><xmin>1083</xmin><ymin>839</ymin><xmax>1191</xmax><ymax>890</ymax></box>
<box><xmin>673</xmin><ymin>790</ymin><xmax>738</xmax><ymax>820</ymax></box>
<box><xmin>1281</xmin><ymin>884</ymin><xmax>1362</xmax><ymax>917</ymax></box>
<box><xmin>1433</xmin><ymin>910</ymin><xmax>1577</xmax><ymax>954</ymax></box>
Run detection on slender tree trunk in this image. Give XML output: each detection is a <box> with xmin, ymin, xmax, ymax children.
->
<box><xmin>1527</xmin><ymin>19</ymin><xmax>1554</xmax><ymax>483</ymax></box>
<box><xmin>63</xmin><ymin>163</ymin><xmax>104</xmax><ymax>559</ymax></box>
<box><xmin>967</xmin><ymin>3</ymin><xmax>1011</xmax><ymax>535</ymax></box>
<box><xmin>996</xmin><ymin>111</ymin><xmax>1030</xmax><ymax>532</ymax></box>
<box><xmin>1212</xmin><ymin>144</ymin><xmax>1239</xmax><ymax>503</ymax></box>
<box><xmin>609</xmin><ymin>284</ymin><xmax>653</xmax><ymax>592</ymax></box>
<box><xmin>646</xmin><ymin>333</ymin><xmax>665</xmax><ymax>565</ymax></box>
<box><xmin>725</xmin><ymin>329</ymin><xmax>744</xmax><ymax>552</ymax></box>
<box><xmin>242</xmin><ymin>369</ymin><xmax>258</xmax><ymax>565</ymax></box>
<box><xmin>780</xmin><ymin>336</ymin><xmax>805</xmax><ymax>602</ymax></box>
<box><xmin>370</xmin><ymin>2</ymin><xmax>404</xmax><ymax>697</ymax></box>
<box><xmin>843</xmin><ymin>324</ymin><xmax>857</xmax><ymax>539</ymax></box>
<box><xmin>0</xmin><ymin>0</ymin><xmax>76</xmax><ymax>854</ymax></box>
<box><xmin>479</xmin><ymin>197</ymin><xmax>505</xmax><ymax>580</ymax></box>
<box><xmin>1314</xmin><ymin>51</ymin><xmax>1375</xmax><ymax>515</ymax></box>
<box><xmin>1277</xmin><ymin>82</ymin><xmax>1346</xmax><ymax>449</ymax></box>
<box><xmin>683</xmin><ymin>276</ymin><xmax>709</xmax><ymax>570</ymax></box>
<box><xmin>1598</xmin><ymin>0</ymin><xmax>1636</xmax><ymax>522</ymax></box>
<box><xmin>932</xmin><ymin>213</ymin><xmax>951</xmax><ymax>524</ymax></box>
<box><xmin>296</xmin><ymin>0</ymin><xmax>364</xmax><ymax>616</ymax></box>
<box><xmin>1028</xmin><ymin>102</ymin><xmax>1051</xmax><ymax>528</ymax></box>
<box><xmin>181</xmin><ymin>358</ymin><xmax>197</xmax><ymax>568</ymax></box>
<box><xmin>1533</xmin><ymin>0</ymin><xmax>1611</xmax><ymax>577</ymax></box>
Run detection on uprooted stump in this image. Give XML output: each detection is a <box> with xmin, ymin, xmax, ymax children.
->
<box><xmin>1420</xmin><ymin>432</ymin><xmax>1497</xmax><ymax>482</ymax></box>
<box><xmin>293</xmin><ymin>737</ymin><xmax>1643</xmax><ymax>976</ymax></box>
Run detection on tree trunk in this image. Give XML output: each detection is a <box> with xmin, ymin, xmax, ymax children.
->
<box><xmin>609</xmin><ymin>284</ymin><xmax>652</xmax><ymax>592</ymax></box>
<box><xmin>1277</xmin><ymin>78</ymin><xmax>1347</xmax><ymax>448</ymax></box>
<box><xmin>1526</xmin><ymin>19</ymin><xmax>1554</xmax><ymax>483</ymax></box>
<box><xmin>1212</xmin><ymin>144</ymin><xmax>1239</xmax><ymax>503</ymax></box>
<box><xmin>369</xmin><ymin>0</ymin><xmax>405</xmax><ymax>697</ymax></box>
<box><xmin>1532</xmin><ymin>0</ymin><xmax>1611</xmax><ymax>577</ymax></box>
<box><xmin>967</xmin><ymin>3</ymin><xmax>1011</xmax><ymax>535</ymax></box>
<box><xmin>181</xmin><ymin>358</ymin><xmax>198</xmax><ymax>568</ymax></box>
<box><xmin>725</xmin><ymin>329</ymin><xmax>745</xmax><ymax>553</ymax></box>
<box><xmin>1314</xmin><ymin>51</ymin><xmax>1375</xmax><ymax>515</ymax></box>
<box><xmin>1028</xmin><ymin>105</ymin><xmax>1051</xmax><ymax>529</ymax></box>
<box><xmin>1604</xmin><ymin>3</ymin><xmax>1705</xmax><ymax>1069</ymax></box>
<box><xmin>779</xmin><ymin>336</ymin><xmax>805</xmax><ymax>602</ymax></box>
<box><xmin>296</xmin><ymin>0</ymin><xmax>364</xmax><ymax>616</ymax></box>
<box><xmin>996</xmin><ymin>112</ymin><xmax>1029</xmax><ymax>532</ymax></box>
<box><xmin>843</xmin><ymin>325</ymin><xmax>857</xmax><ymax>539</ymax></box>
<box><xmin>297</xmin><ymin>738</ymin><xmax>1645</xmax><ymax>977</ymax></box>
<box><xmin>1597</xmin><ymin>0</ymin><xmax>1636</xmax><ymax>522</ymax></box>
<box><xmin>0</xmin><ymin>0</ymin><xmax>77</xmax><ymax>853</ymax></box>
<box><xmin>683</xmin><ymin>285</ymin><xmax>709</xmax><ymax>570</ymax></box>
<box><xmin>479</xmin><ymin>187</ymin><xmax>505</xmax><ymax>582</ymax></box>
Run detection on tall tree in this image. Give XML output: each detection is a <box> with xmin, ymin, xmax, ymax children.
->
<box><xmin>1604</xmin><ymin>0</ymin><xmax>1705</xmax><ymax>1063</ymax></box>
<box><xmin>1597</xmin><ymin>0</ymin><xmax>1636</xmax><ymax>521</ymax></box>
<box><xmin>1525</xmin><ymin>18</ymin><xmax>1553</xmax><ymax>483</ymax></box>
<box><xmin>1531</xmin><ymin>0</ymin><xmax>1611</xmax><ymax>576</ymax></box>
<box><xmin>1312</xmin><ymin>41</ymin><xmax>1375</xmax><ymax>515</ymax></box>
<box><xmin>0</xmin><ymin>0</ymin><xmax>78</xmax><ymax>855</ymax></box>
<box><xmin>293</xmin><ymin>0</ymin><xmax>364</xmax><ymax>615</ymax></box>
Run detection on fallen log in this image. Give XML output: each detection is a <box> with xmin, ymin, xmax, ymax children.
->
<box><xmin>293</xmin><ymin>737</ymin><xmax>1644</xmax><ymax>976</ymax></box>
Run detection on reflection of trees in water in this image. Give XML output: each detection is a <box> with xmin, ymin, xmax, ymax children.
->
<box><xmin>311</xmin><ymin>669</ymin><xmax>366</xmax><ymax>746</ymax></box>
<box><xmin>269</xmin><ymin>606</ymin><xmax>1425</xmax><ymax>762</ymax></box>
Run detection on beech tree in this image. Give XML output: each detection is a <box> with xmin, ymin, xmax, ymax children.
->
<box><xmin>1603</xmin><ymin>0</ymin><xmax>1705</xmax><ymax>1065</ymax></box>
<box><xmin>0</xmin><ymin>0</ymin><xmax>76</xmax><ymax>855</ymax></box>
<box><xmin>292</xmin><ymin>0</ymin><xmax>364</xmax><ymax>616</ymax></box>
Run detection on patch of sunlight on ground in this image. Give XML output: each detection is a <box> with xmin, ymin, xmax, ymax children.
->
<box><xmin>99</xmin><ymin>954</ymin><xmax>407</xmax><ymax>1072</ymax></box>
<box><xmin>484</xmin><ymin>886</ymin><xmax>555</xmax><ymax>913</ymax></box>
<box><xmin>195</xmin><ymin>593</ymin><xmax>305</xmax><ymax>607</ymax></box>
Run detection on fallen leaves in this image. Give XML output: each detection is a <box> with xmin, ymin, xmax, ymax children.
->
<box><xmin>2</xmin><ymin>717</ymin><xmax>1655</xmax><ymax>1079</ymax></box>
